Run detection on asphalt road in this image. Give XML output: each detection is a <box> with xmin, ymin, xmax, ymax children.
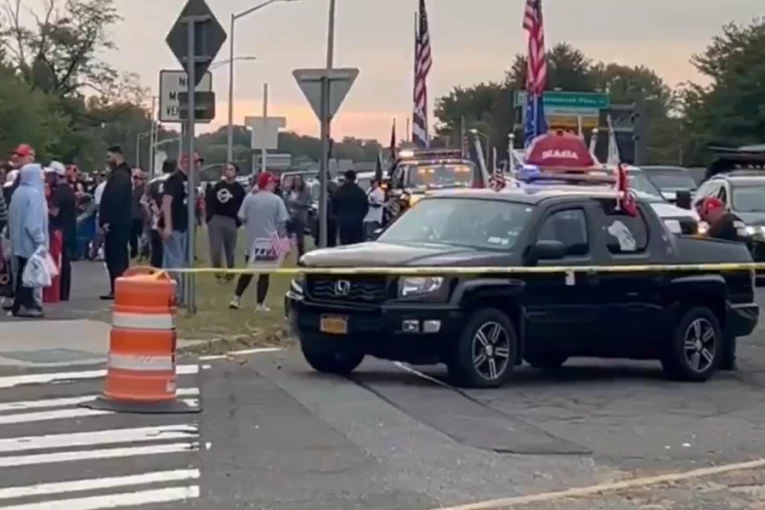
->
<box><xmin>2</xmin><ymin>265</ymin><xmax>765</xmax><ymax>509</ymax></box>
<box><xmin>194</xmin><ymin>288</ymin><xmax>765</xmax><ymax>510</ymax></box>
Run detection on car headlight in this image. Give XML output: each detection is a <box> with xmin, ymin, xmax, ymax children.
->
<box><xmin>745</xmin><ymin>225</ymin><xmax>765</xmax><ymax>236</ymax></box>
<box><xmin>698</xmin><ymin>221</ymin><xmax>709</xmax><ymax>235</ymax></box>
<box><xmin>399</xmin><ymin>276</ymin><xmax>443</xmax><ymax>297</ymax></box>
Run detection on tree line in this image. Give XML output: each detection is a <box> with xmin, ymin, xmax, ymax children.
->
<box><xmin>433</xmin><ymin>18</ymin><xmax>765</xmax><ymax>166</ymax></box>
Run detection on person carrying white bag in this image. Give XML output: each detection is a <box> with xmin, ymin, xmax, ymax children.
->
<box><xmin>7</xmin><ymin>163</ymin><xmax>49</xmax><ymax>318</ymax></box>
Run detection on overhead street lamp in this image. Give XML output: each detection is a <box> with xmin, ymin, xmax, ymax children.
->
<box><xmin>226</xmin><ymin>0</ymin><xmax>301</xmax><ymax>163</ymax></box>
<box><xmin>210</xmin><ymin>55</ymin><xmax>257</xmax><ymax>71</ymax></box>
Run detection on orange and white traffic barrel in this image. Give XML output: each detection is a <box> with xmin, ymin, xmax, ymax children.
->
<box><xmin>81</xmin><ymin>267</ymin><xmax>199</xmax><ymax>414</ymax></box>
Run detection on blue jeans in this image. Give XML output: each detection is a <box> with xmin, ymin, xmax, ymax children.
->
<box><xmin>163</xmin><ymin>230</ymin><xmax>188</xmax><ymax>304</ymax></box>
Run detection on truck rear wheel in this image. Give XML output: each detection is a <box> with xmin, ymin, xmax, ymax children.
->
<box><xmin>447</xmin><ymin>308</ymin><xmax>518</xmax><ymax>388</ymax></box>
<box><xmin>661</xmin><ymin>306</ymin><xmax>722</xmax><ymax>382</ymax></box>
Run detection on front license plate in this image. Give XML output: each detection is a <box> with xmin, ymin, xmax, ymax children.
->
<box><xmin>320</xmin><ymin>315</ymin><xmax>348</xmax><ymax>335</ymax></box>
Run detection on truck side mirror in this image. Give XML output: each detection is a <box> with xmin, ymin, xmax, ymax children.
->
<box><xmin>527</xmin><ymin>240</ymin><xmax>566</xmax><ymax>263</ymax></box>
<box><xmin>675</xmin><ymin>190</ymin><xmax>692</xmax><ymax>209</ymax></box>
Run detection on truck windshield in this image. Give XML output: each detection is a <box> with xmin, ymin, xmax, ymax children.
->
<box><xmin>378</xmin><ymin>197</ymin><xmax>533</xmax><ymax>250</ymax></box>
<box><xmin>644</xmin><ymin>169</ymin><xmax>697</xmax><ymax>190</ymax></box>
<box><xmin>406</xmin><ymin>163</ymin><xmax>474</xmax><ymax>189</ymax></box>
<box><xmin>627</xmin><ymin>172</ymin><xmax>665</xmax><ymax>203</ymax></box>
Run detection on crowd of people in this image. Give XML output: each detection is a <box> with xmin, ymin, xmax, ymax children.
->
<box><xmin>0</xmin><ymin>141</ymin><xmax>389</xmax><ymax>319</ymax></box>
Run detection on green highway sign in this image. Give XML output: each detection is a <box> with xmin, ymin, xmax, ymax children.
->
<box><xmin>514</xmin><ymin>91</ymin><xmax>610</xmax><ymax>110</ymax></box>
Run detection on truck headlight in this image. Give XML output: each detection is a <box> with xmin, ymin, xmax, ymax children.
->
<box><xmin>399</xmin><ymin>276</ymin><xmax>443</xmax><ymax>297</ymax></box>
<box><xmin>290</xmin><ymin>272</ymin><xmax>305</xmax><ymax>293</ymax></box>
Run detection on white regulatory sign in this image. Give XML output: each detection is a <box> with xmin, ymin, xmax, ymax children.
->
<box><xmin>158</xmin><ymin>70</ymin><xmax>213</xmax><ymax>123</ymax></box>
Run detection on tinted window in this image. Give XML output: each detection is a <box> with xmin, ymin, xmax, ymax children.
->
<box><xmin>598</xmin><ymin>202</ymin><xmax>649</xmax><ymax>254</ymax></box>
<box><xmin>732</xmin><ymin>184</ymin><xmax>765</xmax><ymax>212</ymax></box>
<box><xmin>379</xmin><ymin>198</ymin><xmax>533</xmax><ymax>250</ymax></box>
<box><xmin>644</xmin><ymin>169</ymin><xmax>697</xmax><ymax>190</ymax></box>
<box><xmin>537</xmin><ymin>209</ymin><xmax>588</xmax><ymax>255</ymax></box>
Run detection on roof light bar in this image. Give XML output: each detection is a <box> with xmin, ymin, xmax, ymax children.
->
<box><xmin>516</xmin><ymin>165</ymin><xmax>615</xmax><ymax>184</ymax></box>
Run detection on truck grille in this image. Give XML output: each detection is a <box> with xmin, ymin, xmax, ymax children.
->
<box><xmin>306</xmin><ymin>275</ymin><xmax>389</xmax><ymax>303</ymax></box>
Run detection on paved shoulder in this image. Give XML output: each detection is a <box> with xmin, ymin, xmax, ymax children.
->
<box><xmin>0</xmin><ymin>363</ymin><xmax>201</xmax><ymax>509</ymax></box>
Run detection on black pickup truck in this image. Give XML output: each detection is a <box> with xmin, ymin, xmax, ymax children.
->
<box><xmin>285</xmin><ymin>187</ymin><xmax>759</xmax><ymax>388</ymax></box>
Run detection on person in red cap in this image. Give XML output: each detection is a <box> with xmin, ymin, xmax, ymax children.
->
<box><xmin>10</xmin><ymin>144</ymin><xmax>34</xmax><ymax>170</ymax></box>
<box><xmin>229</xmin><ymin>171</ymin><xmax>289</xmax><ymax>311</ymax></box>
<box><xmin>699</xmin><ymin>196</ymin><xmax>748</xmax><ymax>371</ymax></box>
<box><xmin>702</xmin><ymin>197</ymin><xmax>748</xmax><ymax>244</ymax></box>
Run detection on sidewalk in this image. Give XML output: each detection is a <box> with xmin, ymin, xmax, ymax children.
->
<box><xmin>0</xmin><ymin>261</ymin><xmax>201</xmax><ymax>368</ymax></box>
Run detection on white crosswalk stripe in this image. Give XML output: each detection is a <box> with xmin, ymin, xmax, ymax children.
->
<box><xmin>0</xmin><ymin>364</ymin><xmax>201</xmax><ymax>508</ymax></box>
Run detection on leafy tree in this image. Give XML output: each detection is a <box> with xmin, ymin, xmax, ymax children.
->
<box><xmin>680</xmin><ymin>18</ymin><xmax>765</xmax><ymax>163</ymax></box>
<box><xmin>434</xmin><ymin>42</ymin><xmax>680</xmax><ymax>164</ymax></box>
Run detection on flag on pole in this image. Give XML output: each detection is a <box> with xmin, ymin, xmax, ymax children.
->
<box><xmin>412</xmin><ymin>0</ymin><xmax>432</xmax><ymax>147</ymax></box>
<box><xmin>606</xmin><ymin>114</ymin><xmax>621</xmax><ymax>166</ymax></box>
<box><xmin>270</xmin><ymin>231</ymin><xmax>291</xmax><ymax>260</ymax></box>
<box><xmin>522</xmin><ymin>0</ymin><xmax>548</xmax><ymax>147</ymax></box>
<box><xmin>615</xmin><ymin>163</ymin><xmax>637</xmax><ymax>217</ymax></box>
<box><xmin>389</xmin><ymin>118</ymin><xmax>397</xmax><ymax>155</ymax></box>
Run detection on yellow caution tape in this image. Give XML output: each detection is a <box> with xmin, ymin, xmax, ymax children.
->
<box><xmin>135</xmin><ymin>263</ymin><xmax>764</xmax><ymax>276</ymax></box>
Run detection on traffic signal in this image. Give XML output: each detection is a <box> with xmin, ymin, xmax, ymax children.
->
<box><xmin>178</xmin><ymin>91</ymin><xmax>216</xmax><ymax>121</ymax></box>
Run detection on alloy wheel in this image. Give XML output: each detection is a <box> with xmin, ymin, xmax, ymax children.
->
<box><xmin>471</xmin><ymin>321</ymin><xmax>511</xmax><ymax>381</ymax></box>
<box><xmin>683</xmin><ymin>317</ymin><xmax>716</xmax><ymax>373</ymax></box>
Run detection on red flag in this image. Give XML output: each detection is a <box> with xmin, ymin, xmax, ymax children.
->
<box><xmin>489</xmin><ymin>173</ymin><xmax>506</xmax><ymax>191</ymax></box>
<box><xmin>616</xmin><ymin>164</ymin><xmax>637</xmax><ymax>216</ymax></box>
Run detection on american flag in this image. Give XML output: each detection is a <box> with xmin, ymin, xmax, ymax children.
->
<box><xmin>522</xmin><ymin>0</ymin><xmax>548</xmax><ymax>146</ymax></box>
<box><xmin>615</xmin><ymin>164</ymin><xmax>637</xmax><ymax>216</ymax></box>
<box><xmin>412</xmin><ymin>0</ymin><xmax>432</xmax><ymax>148</ymax></box>
<box><xmin>270</xmin><ymin>231</ymin><xmax>291</xmax><ymax>260</ymax></box>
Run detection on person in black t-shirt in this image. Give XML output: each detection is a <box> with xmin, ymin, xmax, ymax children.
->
<box><xmin>205</xmin><ymin>163</ymin><xmax>245</xmax><ymax>280</ymax></box>
<box><xmin>144</xmin><ymin>159</ymin><xmax>176</xmax><ymax>268</ymax></box>
<box><xmin>46</xmin><ymin>162</ymin><xmax>76</xmax><ymax>301</ymax></box>
<box><xmin>161</xmin><ymin>153</ymin><xmax>200</xmax><ymax>304</ymax></box>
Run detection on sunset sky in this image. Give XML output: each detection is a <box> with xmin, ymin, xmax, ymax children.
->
<box><xmin>97</xmin><ymin>0</ymin><xmax>763</xmax><ymax>141</ymax></box>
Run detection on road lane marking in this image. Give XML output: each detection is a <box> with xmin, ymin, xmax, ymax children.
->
<box><xmin>0</xmin><ymin>399</ymin><xmax>198</xmax><ymax>425</ymax></box>
<box><xmin>0</xmin><ymin>388</ymin><xmax>199</xmax><ymax>412</ymax></box>
<box><xmin>0</xmin><ymin>485</ymin><xmax>200</xmax><ymax>509</ymax></box>
<box><xmin>0</xmin><ymin>424</ymin><xmax>198</xmax><ymax>453</ymax></box>
<box><xmin>432</xmin><ymin>457</ymin><xmax>765</xmax><ymax>509</ymax></box>
<box><xmin>199</xmin><ymin>347</ymin><xmax>282</xmax><ymax>360</ymax></box>
<box><xmin>0</xmin><ymin>469</ymin><xmax>199</xmax><ymax>500</ymax></box>
<box><xmin>0</xmin><ymin>364</ymin><xmax>199</xmax><ymax>389</ymax></box>
<box><xmin>0</xmin><ymin>442</ymin><xmax>198</xmax><ymax>468</ymax></box>
<box><xmin>393</xmin><ymin>362</ymin><xmax>452</xmax><ymax>388</ymax></box>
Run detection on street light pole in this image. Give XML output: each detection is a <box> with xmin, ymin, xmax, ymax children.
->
<box><xmin>225</xmin><ymin>0</ymin><xmax>299</xmax><ymax>164</ymax></box>
<box><xmin>226</xmin><ymin>13</ymin><xmax>235</xmax><ymax>164</ymax></box>
<box><xmin>318</xmin><ymin>0</ymin><xmax>336</xmax><ymax>248</ymax></box>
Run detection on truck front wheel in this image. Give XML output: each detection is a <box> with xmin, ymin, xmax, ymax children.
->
<box><xmin>661</xmin><ymin>306</ymin><xmax>722</xmax><ymax>382</ymax></box>
<box><xmin>447</xmin><ymin>308</ymin><xmax>518</xmax><ymax>388</ymax></box>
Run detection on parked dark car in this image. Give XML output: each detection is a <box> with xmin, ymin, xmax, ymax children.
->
<box><xmin>640</xmin><ymin>166</ymin><xmax>698</xmax><ymax>203</ymax></box>
<box><xmin>285</xmin><ymin>187</ymin><xmax>758</xmax><ymax>387</ymax></box>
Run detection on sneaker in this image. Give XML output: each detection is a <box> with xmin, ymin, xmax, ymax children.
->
<box><xmin>228</xmin><ymin>296</ymin><xmax>241</xmax><ymax>309</ymax></box>
<box><xmin>256</xmin><ymin>304</ymin><xmax>271</xmax><ymax>312</ymax></box>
